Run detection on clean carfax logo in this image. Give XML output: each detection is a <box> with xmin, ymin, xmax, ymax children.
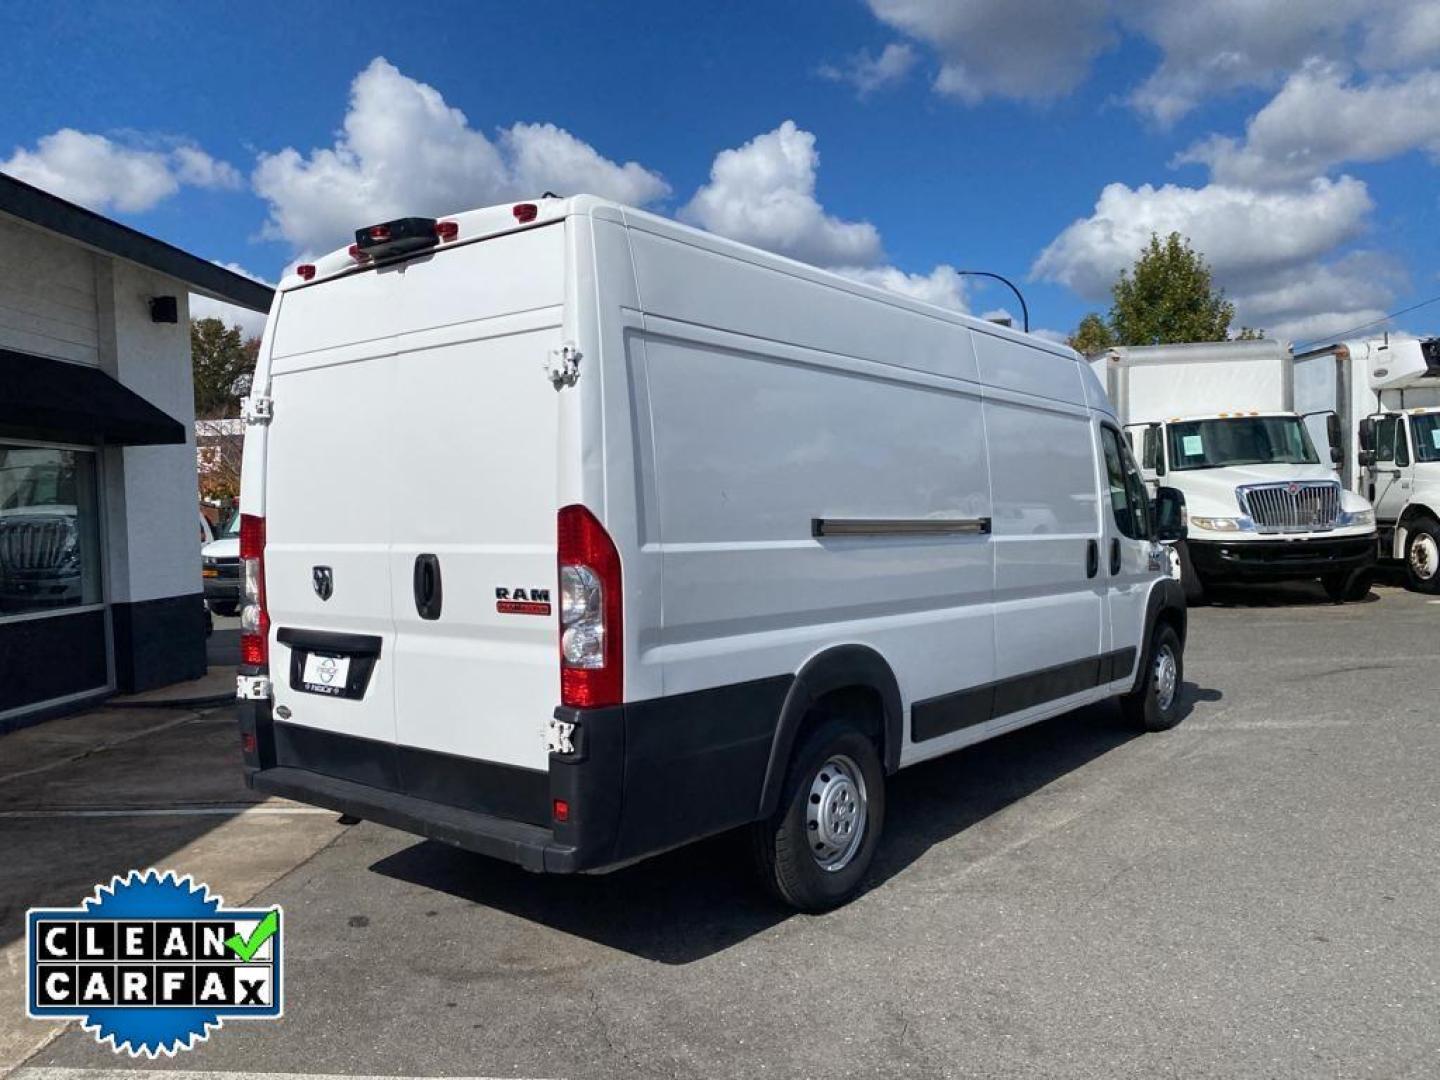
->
<box><xmin>26</xmin><ymin>869</ymin><xmax>283</xmax><ymax>1057</ymax></box>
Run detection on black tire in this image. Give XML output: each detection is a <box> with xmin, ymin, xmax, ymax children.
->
<box><xmin>208</xmin><ymin>600</ymin><xmax>240</xmax><ymax>617</ymax></box>
<box><xmin>750</xmin><ymin>717</ymin><xmax>885</xmax><ymax>913</ymax></box>
<box><xmin>1321</xmin><ymin>568</ymin><xmax>1373</xmax><ymax>604</ymax></box>
<box><xmin>1403</xmin><ymin>515</ymin><xmax>1440</xmax><ymax>594</ymax></box>
<box><xmin>1175</xmin><ymin>541</ymin><xmax>1206</xmax><ymax>605</ymax></box>
<box><xmin>1121</xmin><ymin>623</ymin><xmax>1184</xmax><ymax>732</ymax></box>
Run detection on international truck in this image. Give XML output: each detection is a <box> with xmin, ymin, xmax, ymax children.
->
<box><xmin>1294</xmin><ymin>336</ymin><xmax>1440</xmax><ymax>592</ymax></box>
<box><xmin>1092</xmin><ymin>340</ymin><xmax>1377</xmax><ymax>604</ymax></box>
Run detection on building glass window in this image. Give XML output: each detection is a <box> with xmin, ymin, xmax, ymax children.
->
<box><xmin>0</xmin><ymin>445</ymin><xmax>102</xmax><ymax>616</ymax></box>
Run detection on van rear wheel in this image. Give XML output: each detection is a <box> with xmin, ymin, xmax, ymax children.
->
<box><xmin>751</xmin><ymin>717</ymin><xmax>885</xmax><ymax>912</ymax></box>
<box><xmin>1121</xmin><ymin>624</ymin><xmax>1184</xmax><ymax>732</ymax></box>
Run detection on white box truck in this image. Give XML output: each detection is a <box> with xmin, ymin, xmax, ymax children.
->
<box><xmin>1294</xmin><ymin>336</ymin><xmax>1440</xmax><ymax>592</ymax></box>
<box><xmin>235</xmin><ymin>196</ymin><xmax>1188</xmax><ymax>911</ymax></box>
<box><xmin>1093</xmin><ymin>340</ymin><xmax>1376</xmax><ymax>604</ymax></box>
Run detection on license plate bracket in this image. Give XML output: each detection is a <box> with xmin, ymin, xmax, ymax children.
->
<box><xmin>277</xmin><ymin>628</ymin><xmax>382</xmax><ymax>701</ymax></box>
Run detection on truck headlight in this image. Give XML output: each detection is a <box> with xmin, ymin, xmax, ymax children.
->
<box><xmin>1190</xmin><ymin>516</ymin><xmax>1245</xmax><ymax>532</ymax></box>
<box><xmin>1340</xmin><ymin>508</ymin><xmax>1375</xmax><ymax>527</ymax></box>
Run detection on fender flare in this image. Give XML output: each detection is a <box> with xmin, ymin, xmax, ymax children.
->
<box><xmin>1131</xmin><ymin>577</ymin><xmax>1187</xmax><ymax>695</ymax></box>
<box><xmin>756</xmin><ymin>644</ymin><xmax>903</xmax><ymax>819</ymax></box>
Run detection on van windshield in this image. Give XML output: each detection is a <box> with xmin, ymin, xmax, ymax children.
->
<box><xmin>1166</xmin><ymin>416</ymin><xmax>1319</xmax><ymax>471</ymax></box>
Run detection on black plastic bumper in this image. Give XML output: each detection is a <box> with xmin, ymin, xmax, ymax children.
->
<box><xmin>1186</xmin><ymin>535</ymin><xmax>1375</xmax><ymax>581</ymax></box>
<box><xmin>237</xmin><ymin>674</ymin><xmax>790</xmax><ymax>875</ymax></box>
<box><xmin>203</xmin><ymin>577</ymin><xmax>240</xmax><ymax>604</ymax></box>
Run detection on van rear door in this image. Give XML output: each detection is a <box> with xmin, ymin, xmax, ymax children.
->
<box><xmin>263</xmin><ymin>224</ymin><xmax>568</xmax><ymax>773</ymax></box>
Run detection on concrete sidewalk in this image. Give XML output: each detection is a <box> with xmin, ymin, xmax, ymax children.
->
<box><xmin>0</xmin><ymin>703</ymin><xmax>347</xmax><ymax>1075</ymax></box>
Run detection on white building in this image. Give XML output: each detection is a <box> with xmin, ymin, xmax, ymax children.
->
<box><xmin>0</xmin><ymin>172</ymin><xmax>272</xmax><ymax>730</ymax></box>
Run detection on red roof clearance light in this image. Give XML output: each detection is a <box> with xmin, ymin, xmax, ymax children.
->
<box><xmin>368</xmin><ymin>224</ymin><xmax>392</xmax><ymax>241</ymax></box>
<box><xmin>347</xmin><ymin>244</ymin><xmax>370</xmax><ymax>262</ymax></box>
<box><xmin>513</xmin><ymin>203</ymin><xmax>538</xmax><ymax>224</ymax></box>
<box><xmin>434</xmin><ymin>220</ymin><xmax>459</xmax><ymax>241</ymax></box>
<box><xmin>295</xmin><ymin>264</ymin><xmax>316</xmax><ymax>281</ymax></box>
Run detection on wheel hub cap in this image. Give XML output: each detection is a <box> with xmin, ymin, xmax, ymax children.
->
<box><xmin>1154</xmin><ymin>645</ymin><xmax>1178</xmax><ymax>712</ymax></box>
<box><xmin>806</xmin><ymin>754</ymin><xmax>868</xmax><ymax>872</ymax></box>
<box><xmin>1412</xmin><ymin>535</ymin><xmax>1438</xmax><ymax>580</ymax></box>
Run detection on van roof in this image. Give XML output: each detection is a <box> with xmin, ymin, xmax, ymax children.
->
<box><xmin>278</xmin><ymin>195</ymin><xmax>1079</xmax><ymax>364</ymax></box>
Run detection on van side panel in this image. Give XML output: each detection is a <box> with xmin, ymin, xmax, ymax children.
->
<box><xmin>627</xmin><ymin>232</ymin><xmax>996</xmax><ymax>770</ymax></box>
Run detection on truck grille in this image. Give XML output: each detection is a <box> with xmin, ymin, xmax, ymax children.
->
<box><xmin>1239</xmin><ymin>481</ymin><xmax>1341</xmax><ymax>533</ymax></box>
<box><xmin>0</xmin><ymin>517</ymin><xmax>76</xmax><ymax>570</ymax></box>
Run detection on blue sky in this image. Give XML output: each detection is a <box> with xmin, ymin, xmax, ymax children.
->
<box><xmin>2</xmin><ymin>1</ymin><xmax>1437</xmax><ymax>345</ymax></box>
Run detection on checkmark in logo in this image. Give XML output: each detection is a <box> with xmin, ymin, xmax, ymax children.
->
<box><xmin>225</xmin><ymin>909</ymin><xmax>279</xmax><ymax>962</ymax></box>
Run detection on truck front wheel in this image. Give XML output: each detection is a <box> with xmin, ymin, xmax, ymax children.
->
<box><xmin>750</xmin><ymin>716</ymin><xmax>885</xmax><ymax>912</ymax></box>
<box><xmin>1404</xmin><ymin>515</ymin><xmax>1440</xmax><ymax>593</ymax></box>
<box><xmin>1321</xmin><ymin>568</ymin><xmax>1373</xmax><ymax>603</ymax></box>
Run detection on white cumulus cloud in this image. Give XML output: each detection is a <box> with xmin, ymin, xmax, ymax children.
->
<box><xmin>680</xmin><ymin>121</ymin><xmax>883</xmax><ymax>267</ymax></box>
<box><xmin>1032</xmin><ymin>176</ymin><xmax>1389</xmax><ymax>338</ymax></box>
<box><xmin>1176</xmin><ymin>62</ymin><xmax>1440</xmax><ymax>188</ymax></box>
<box><xmin>190</xmin><ymin>263</ymin><xmax>274</xmax><ymax>339</ymax></box>
<box><xmin>2</xmin><ymin>129</ymin><xmax>240</xmax><ymax>213</ymax></box>
<box><xmin>252</xmin><ymin>57</ymin><xmax>669</xmax><ymax>254</ymax></box>
<box><xmin>680</xmin><ymin>121</ymin><xmax>970</xmax><ymax>312</ymax></box>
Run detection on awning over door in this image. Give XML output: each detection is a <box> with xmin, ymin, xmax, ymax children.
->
<box><xmin>0</xmin><ymin>347</ymin><xmax>186</xmax><ymax>446</ymax></box>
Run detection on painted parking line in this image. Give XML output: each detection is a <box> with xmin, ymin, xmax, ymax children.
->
<box><xmin>0</xmin><ymin>806</ymin><xmax>337</xmax><ymax>819</ymax></box>
<box><xmin>11</xmin><ymin>1071</ymin><xmax>557</xmax><ymax>1080</ymax></box>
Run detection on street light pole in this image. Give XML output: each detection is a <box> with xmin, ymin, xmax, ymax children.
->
<box><xmin>956</xmin><ymin>270</ymin><xmax>1030</xmax><ymax>333</ymax></box>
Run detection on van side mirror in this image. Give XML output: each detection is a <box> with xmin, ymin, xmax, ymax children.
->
<box><xmin>1152</xmin><ymin>487</ymin><xmax>1187</xmax><ymax>542</ymax></box>
<box><xmin>1358</xmin><ymin>418</ymin><xmax>1375</xmax><ymax>452</ymax></box>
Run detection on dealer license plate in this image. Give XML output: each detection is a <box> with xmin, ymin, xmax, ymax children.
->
<box><xmin>300</xmin><ymin>653</ymin><xmax>351</xmax><ymax>695</ymax></box>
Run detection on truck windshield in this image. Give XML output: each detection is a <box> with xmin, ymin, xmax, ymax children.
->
<box><xmin>1412</xmin><ymin>414</ymin><xmax>1440</xmax><ymax>463</ymax></box>
<box><xmin>1166</xmin><ymin>416</ymin><xmax>1319</xmax><ymax>471</ymax></box>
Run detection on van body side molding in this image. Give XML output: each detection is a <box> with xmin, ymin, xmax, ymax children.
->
<box><xmin>811</xmin><ymin>517</ymin><xmax>992</xmax><ymax>538</ymax></box>
<box><xmin>911</xmin><ymin>648</ymin><xmax>1137</xmax><ymax>743</ymax></box>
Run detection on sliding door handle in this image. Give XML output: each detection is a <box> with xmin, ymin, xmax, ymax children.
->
<box><xmin>1109</xmin><ymin>537</ymin><xmax>1122</xmax><ymax>576</ymax></box>
<box><xmin>413</xmin><ymin>554</ymin><xmax>443</xmax><ymax>620</ymax></box>
<box><xmin>1086</xmin><ymin>538</ymin><xmax>1099</xmax><ymax>579</ymax></box>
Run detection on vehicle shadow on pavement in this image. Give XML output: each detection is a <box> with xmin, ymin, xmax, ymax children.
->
<box><xmin>370</xmin><ymin>683</ymin><xmax>1214</xmax><ymax>965</ymax></box>
<box><xmin>1202</xmin><ymin>580</ymin><xmax>1384</xmax><ymax>607</ymax></box>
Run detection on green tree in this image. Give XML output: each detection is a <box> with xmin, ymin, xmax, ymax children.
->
<box><xmin>1233</xmin><ymin>325</ymin><xmax>1266</xmax><ymax>340</ymax></box>
<box><xmin>1108</xmin><ymin>232</ymin><xmax>1235</xmax><ymax>346</ymax></box>
<box><xmin>1068</xmin><ymin>312</ymin><xmax>1117</xmax><ymax>355</ymax></box>
<box><xmin>191</xmin><ymin>318</ymin><xmax>258</xmax><ymax>418</ymax></box>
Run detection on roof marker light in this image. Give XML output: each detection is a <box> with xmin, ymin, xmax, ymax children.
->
<box><xmin>296</xmin><ymin>264</ymin><xmax>316</xmax><ymax>281</ymax></box>
<box><xmin>513</xmin><ymin>203</ymin><xmax>538</xmax><ymax>223</ymax></box>
<box><xmin>435</xmin><ymin>220</ymin><xmax>459</xmax><ymax>241</ymax></box>
<box><xmin>368</xmin><ymin>224</ymin><xmax>391</xmax><ymax>241</ymax></box>
<box><xmin>347</xmin><ymin>244</ymin><xmax>370</xmax><ymax>262</ymax></box>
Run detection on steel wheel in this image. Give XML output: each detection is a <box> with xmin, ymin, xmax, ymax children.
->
<box><xmin>805</xmin><ymin>754</ymin><xmax>868</xmax><ymax>872</ymax></box>
<box><xmin>1153</xmin><ymin>642</ymin><xmax>1179</xmax><ymax>713</ymax></box>
<box><xmin>1409</xmin><ymin>532</ymin><xmax>1438</xmax><ymax>582</ymax></box>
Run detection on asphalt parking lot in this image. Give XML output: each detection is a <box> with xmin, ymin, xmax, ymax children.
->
<box><xmin>11</xmin><ymin>582</ymin><xmax>1440</xmax><ymax>1080</ymax></box>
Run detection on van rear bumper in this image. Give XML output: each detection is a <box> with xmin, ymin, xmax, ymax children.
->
<box><xmin>1186</xmin><ymin>534</ymin><xmax>1375</xmax><ymax>581</ymax></box>
<box><xmin>238</xmin><ymin>674</ymin><xmax>792</xmax><ymax>874</ymax></box>
<box><xmin>248</xmin><ymin>764</ymin><xmax>579</xmax><ymax>872</ymax></box>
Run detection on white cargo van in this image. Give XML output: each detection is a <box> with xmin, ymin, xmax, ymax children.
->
<box><xmin>1295</xmin><ymin>336</ymin><xmax>1440</xmax><ymax>592</ymax></box>
<box><xmin>1094</xmin><ymin>341</ymin><xmax>1377</xmax><ymax>604</ymax></box>
<box><xmin>235</xmin><ymin>197</ymin><xmax>1188</xmax><ymax>910</ymax></box>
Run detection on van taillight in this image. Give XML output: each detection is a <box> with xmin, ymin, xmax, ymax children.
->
<box><xmin>239</xmin><ymin>514</ymin><xmax>269</xmax><ymax>669</ymax></box>
<box><xmin>557</xmin><ymin>505</ymin><xmax>622</xmax><ymax>708</ymax></box>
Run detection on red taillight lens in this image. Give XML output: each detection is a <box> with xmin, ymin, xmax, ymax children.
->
<box><xmin>513</xmin><ymin>202</ymin><xmax>538</xmax><ymax>224</ymax></box>
<box><xmin>239</xmin><ymin>514</ymin><xmax>269</xmax><ymax>669</ymax></box>
<box><xmin>557</xmin><ymin>505</ymin><xmax>622</xmax><ymax>708</ymax></box>
<box><xmin>347</xmin><ymin>243</ymin><xmax>370</xmax><ymax>262</ymax></box>
<box><xmin>434</xmin><ymin>220</ymin><xmax>459</xmax><ymax>241</ymax></box>
<box><xmin>552</xmin><ymin>798</ymin><xmax>570</xmax><ymax>823</ymax></box>
<box><xmin>368</xmin><ymin>224</ymin><xmax>391</xmax><ymax>241</ymax></box>
<box><xmin>296</xmin><ymin>264</ymin><xmax>316</xmax><ymax>281</ymax></box>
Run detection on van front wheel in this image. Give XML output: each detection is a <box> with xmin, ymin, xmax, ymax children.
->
<box><xmin>1121</xmin><ymin>624</ymin><xmax>1184</xmax><ymax>732</ymax></box>
<box><xmin>751</xmin><ymin>718</ymin><xmax>885</xmax><ymax>912</ymax></box>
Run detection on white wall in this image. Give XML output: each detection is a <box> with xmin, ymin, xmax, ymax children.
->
<box><xmin>95</xmin><ymin>259</ymin><xmax>200</xmax><ymax>604</ymax></box>
<box><xmin>0</xmin><ymin>215</ymin><xmax>100</xmax><ymax>365</ymax></box>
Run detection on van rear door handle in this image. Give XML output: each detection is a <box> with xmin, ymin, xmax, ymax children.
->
<box><xmin>1086</xmin><ymin>539</ymin><xmax>1099</xmax><ymax>578</ymax></box>
<box><xmin>413</xmin><ymin>554</ymin><xmax>442</xmax><ymax>620</ymax></box>
<box><xmin>1109</xmin><ymin>538</ymin><xmax>1122</xmax><ymax>575</ymax></box>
